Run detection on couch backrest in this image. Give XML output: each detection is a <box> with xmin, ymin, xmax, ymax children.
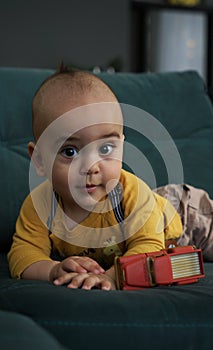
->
<box><xmin>1</xmin><ymin>67</ymin><xmax>213</xmax><ymax>252</ymax></box>
<box><xmin>0</xmin><ymin>68</ymin><xmax>53</xmax><ymax>251</ymax></box>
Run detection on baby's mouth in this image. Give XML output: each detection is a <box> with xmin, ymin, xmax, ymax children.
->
<box><xmin>76</xmin><ymin>183</ymin><xmax>101</xmax><ymax>193</ymax></box>
<box><xmin>85</xmin><ymin>184</ymin><xmax>99</xmax><ymax>193</ymax></box>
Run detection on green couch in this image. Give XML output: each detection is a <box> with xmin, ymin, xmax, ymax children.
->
<box><xmin>0</xmin><ymin>67</ymin><xmax>213</xmax><ymax>350</ymax></box>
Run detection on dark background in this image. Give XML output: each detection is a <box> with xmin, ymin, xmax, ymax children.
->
<box><xmin>0</xmin><ymin>0</ymin><xmax>210</xmax><ymax>85</ymax></box>
<box><xmin>0</xmin><ymin>0</ymin><xmax>131</xmax><ymax>71</ymax></box>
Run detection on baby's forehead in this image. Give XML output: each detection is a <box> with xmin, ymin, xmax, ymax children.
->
<box><xmin>53</xmin><ymin>101</ymin><xmax>123</xmax><ymax>134</ymax></box>
<box><xmin>37</xmin><ymin>101</ymin><xmax>123</xmax><ymax>150</ymax></box>
<box><xmin>55</xmin><ymin>122</ymin><xmax>123</xmax><ymax>148</ymax></box>
<box><xmin>34</xmin><ymin>81</ymin><xmax>122</xmax><ymax>142</ymax></box>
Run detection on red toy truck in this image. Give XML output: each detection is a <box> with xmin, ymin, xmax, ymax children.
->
<box><xmin>115</xmin><ymin>246</ymin><xmax>205</xmax><ymax>290</ymax></box>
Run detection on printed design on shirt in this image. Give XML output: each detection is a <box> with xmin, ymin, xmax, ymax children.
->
<box><xmin>103</xmin><ymin>236</ymin><xmax>122</xmax><ymax>256</ymax></box>
<box><xmin>78</xmin><ymin>248</ymin><xmax>96</xmax><ymax>256</ymax></box>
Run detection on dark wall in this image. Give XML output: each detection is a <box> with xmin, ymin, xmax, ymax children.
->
<box><xmin>0</xmin><ymin>0</ymin><xmax>131</xmax><ymax>71</ymax></box>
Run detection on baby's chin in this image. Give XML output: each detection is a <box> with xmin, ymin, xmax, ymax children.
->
<box><xmin>70</xmin><ymin>188</ymin><xmax>103</xmax><ymax>208</ymax></box>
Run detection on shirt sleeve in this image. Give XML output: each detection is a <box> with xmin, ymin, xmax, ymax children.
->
<box><xmin>155</xmin><ymin>192</ymin><xmax>183</xmax><ymax>241</ymax></box>
<box><xmin>120</xmin><ymin>171</ymin><xmax>182</xmax><ymax>256</ymax></box>
<box><xmin>7</xmin><ymin>191</ymin><xmax>52</xmax><ymax>279</ymax></box>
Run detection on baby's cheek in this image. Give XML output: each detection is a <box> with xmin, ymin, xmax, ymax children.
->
<box><xmin>52</xmin><ymin>165</ymin><xmax>70</xmax><ymax>192</ymax></box>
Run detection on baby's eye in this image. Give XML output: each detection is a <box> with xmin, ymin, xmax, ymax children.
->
<box><xmin>61</xmin><ymin>147</ymin><xmax>78</xmax><ymax>158</ymax></box>
<box><xmin>99</xmin><ymin>144</ymin><xmax>114</xmax><ymax>156</ymax></box>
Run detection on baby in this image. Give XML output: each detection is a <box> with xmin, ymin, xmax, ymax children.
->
<box><xmin>8</xmin><ymin>67</ymin><xmax>182</xmax><ymax>290</ymax></box>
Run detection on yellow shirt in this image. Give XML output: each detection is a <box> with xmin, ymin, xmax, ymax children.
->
<box><xmin>8</xmin><ymin>169</ymin><xmax>182</xmax><ymax>278</ymax></box>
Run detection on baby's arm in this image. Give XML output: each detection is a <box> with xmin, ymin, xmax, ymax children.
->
<box><xmin>8</xmin><ymin>192</ymin><xmax>105</xmax><ymax>281</ymax></box>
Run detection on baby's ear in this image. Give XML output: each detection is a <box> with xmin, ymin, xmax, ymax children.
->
<box><xmin>28</xmin><ymin>141</ymin><xmax>46</xmax><ymax>177</ymax></box>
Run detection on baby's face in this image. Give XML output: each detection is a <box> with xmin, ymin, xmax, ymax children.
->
<box><xmin>35</xmin><ymin>100</ymin><xmax>124</xmax><ymax>213</ymax></box>
<box><xmin>53</xmin><ymin>121</ymin><xmax>124</xmax><ymax>212</ymax></box>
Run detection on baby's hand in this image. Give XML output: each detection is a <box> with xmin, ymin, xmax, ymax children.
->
<box><xmin>49</xmin><ymin>256</ymin><xmax>105</xmax><ymax>283</ymax></box>
<box><xmin>54</xmin><ymin>271</ymin><xmax>116</xmax><ymax>291</ymax></box>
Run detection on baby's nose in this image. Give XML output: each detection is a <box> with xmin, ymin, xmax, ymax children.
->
<box><xmin>79</xmin><ymin>153</ymin><xmax>101</xmax><ymax>175</ymax></box>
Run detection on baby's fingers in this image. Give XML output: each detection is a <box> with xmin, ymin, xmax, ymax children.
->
<box><xmin>63</xmin><ymin>257</ymin><xmax>104</xmax><ymax>274</ymax></box>
<box><xmin>66</xmin><ymin>273</ymin><xmax>92</xmax><ymax>289</ymax></box>
<box><xmin>53</xmin><ymin>272</ymin><xmax>95</xmax><ymax>288</ymax></box>
<box><xmin>53</xmin><ymin>272</ymin><xmax>79</xmax><ymax>286</ymax></box>
<box><xmin>82</xmin><ymin>275</ymin><xmax>114</xmax><ymax>291</ymax></box>
<box><xmin>53</xmin><ymin>272</ymin><xmax>115</xmax><ymax>290</ymax></box>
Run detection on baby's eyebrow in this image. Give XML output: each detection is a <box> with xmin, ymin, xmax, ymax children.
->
<box><xmin>55</xmin><ymin>132</ymin><xmax>121</xmax><ymax>146</ymax></box>
<box><xmin>99</xmin><ymin>132</ymin><xmax>121</xmax><ymax>139</ymax></box>
<box><xmin>53</xmin><ymin>135</ymin><xmax>78</xmax><ymax>147</ymax></box>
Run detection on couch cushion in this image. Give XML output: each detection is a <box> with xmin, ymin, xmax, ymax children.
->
<box><xmin>0</xmin><ymin>310</ymin><xmax>67</xmax><ymax>350</ymax></box>
<box><xmin>0</xmin><ymin>68</ymin><xmax>54</xmax><ymax>251</ymax></box>
<box><xmin>0</xmin><ymin>263</ymin><xmax>212</xmax><ymax>350</ymax></box>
